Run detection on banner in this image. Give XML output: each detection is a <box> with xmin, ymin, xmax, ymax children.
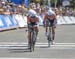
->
<box><xmin>10</xmin><ymin>15</ymin><xmax>19</xmax><ymax>26</ymax></box>
<box><xmin>0</xmin><ymin>15</ymin><xmax>7</xmax><ymax>29</ymax></box>
<box><xmin>0</xmin><ymin>15</ymin><xmax>18</xmax><ymax>31</ymax></box>
<box><xmin>11</xmin><ymin>0</ymin><xmax>22</xmax><ymax>5</ymax></box>
<box><xmin>62</xmin><ymin>0</ymin><xmax>70</xmax><ymax>7</ymax></box>
<box><xmin>15</xmin><ymin>15</ymin><xmax>26</xmax><ymax>27</ymax></box>
<box><xmin>24</xmin><ymin>0</ymin><xmax>29</xmax><ymax>8</ymax></box>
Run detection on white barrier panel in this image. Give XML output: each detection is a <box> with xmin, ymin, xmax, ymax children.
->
<box><xmin>12</xmin><ymin>15</ymin><xmax>19</xmax><ymax>27</ymax></box>
<box><xmin>22</xmin><ymin>16</ymin><xmax>27</xmax><ymax>27</ymax></box>
<box><xmin>63</xmin><ymin>16</ymin><xmax>73</xmax><ymax>24</ymax></box>
<box><xmin>57</xmin><ymin>16</ymin><xmax>66</xmax><ymax>24</ymax></box>
<box><xmin>15</xmin><ymin>15</ymin><xmax>26</xmax><ymax>27</ymax></box>
<box><xmin>69</xmin><ymin>16</ymin><xmax>75</xmax><ymax>24</ymax></box>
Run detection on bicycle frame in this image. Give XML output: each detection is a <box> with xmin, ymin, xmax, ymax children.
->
<box><xmin>29</xmin><ymin>27</ymin><xmax>37</xmax><ymax>52</ymax></box>
<box><xmin>47</xmin><ymin>22</ymin><xmax>52</xmax><ymax>47</ymax></box>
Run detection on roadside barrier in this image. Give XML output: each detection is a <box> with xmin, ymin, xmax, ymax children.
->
<box><xmin>0</xmin><ymin>15</ymin><xmax>18</xmax><ymax>31</ymax></box>
<box><xmin>0</xmin><ymin>15</ymin><xmax>75</xmax><ymax>31</ymax></box>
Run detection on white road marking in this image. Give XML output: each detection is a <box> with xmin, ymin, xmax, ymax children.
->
<box><xmin>0</xmin><ymin>58</ymin><xmax>73</xmax><ymax>59</ymax></box>
<box><xmin>0</xmin><ymin>43</ymin><xmax>75</xmax><ymax>49</ymax></box>
<box><xmin>0</xmin><ymin>42</ymin><xmax>75</xmax><ymax>45</ymax></box>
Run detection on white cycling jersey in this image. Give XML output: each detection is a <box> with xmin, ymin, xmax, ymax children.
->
<box><xmin>28</xmin><ymin>9</ymin><xmax>38</xmax><ymax>17</ymax></box>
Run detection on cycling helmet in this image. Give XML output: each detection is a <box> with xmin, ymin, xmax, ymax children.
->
<box><xmin>28</xmin><ymin>9</ymin><xmax>37</xmax><ymax>17</ymax></box>
<box><xmin>47</xmin><ymin>9</ymin><xmax>55</xmax><ymax>16</ymax></box>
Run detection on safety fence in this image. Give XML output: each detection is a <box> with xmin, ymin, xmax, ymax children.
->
<box><xmin>0</xmin><ymin>15</ymin><xmax>75</xmax><ymax>31</ymax></box>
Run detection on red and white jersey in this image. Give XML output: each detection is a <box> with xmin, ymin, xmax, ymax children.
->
<box><xmin>44</xmin><ymin>9</ymin><xmax>56</xmax><ymax>21</ymax></box>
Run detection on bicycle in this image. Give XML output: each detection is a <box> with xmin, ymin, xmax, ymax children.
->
<box><xmin>28</xmin><ymin>25</ymin><xmax>37</xmax><ymax>52</ymax></box>
<box><xmin>47</xmin><ymin>20</ymin><xmax>54</xmax><ymax>47</ymax></box>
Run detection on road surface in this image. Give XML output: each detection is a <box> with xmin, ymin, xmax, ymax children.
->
<box><xmin>0</xmin><ymin>25</ymin><xmax>75</xmax><ymax>59</ymax></box>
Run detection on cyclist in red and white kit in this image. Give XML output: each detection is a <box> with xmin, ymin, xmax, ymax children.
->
<box><xmin>44</xmin><ymin>7</ymin><xmax>57</xmax><ymax>44</ymax></box>
<box><xmin>27</xmin><ymin>4</ymin><xmax>39</xmax><ymax>48</ymax></box>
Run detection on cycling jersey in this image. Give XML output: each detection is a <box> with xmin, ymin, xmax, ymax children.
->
<box><xmin>44</xmin><ymin>9</ymin><xmax>56</xmax><ymax>20</ymax></box>
<box><xmin>44</xmin><ymin>9</ymin><xmax>57</xmax><ymax>27</ymax></box>
<box><xmin>27</xmin><ymin>9</ymin><xmax>39</xmax><ymax>23</ymax></box>
<box><xmin>27</xmin><ymin>16</ymin><xmax>39</xmax><ymax>23</ymax></box>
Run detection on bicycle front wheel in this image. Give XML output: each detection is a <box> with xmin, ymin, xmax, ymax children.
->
<box><xmin>47</xmin><ymin>27</ymin><xmax>52</xmax><ymax>47</ymax></box>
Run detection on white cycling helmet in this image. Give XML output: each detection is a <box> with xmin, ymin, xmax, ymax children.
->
<box><xmin>47</xmin><ymin>9</ymin><xmax>55</xmax><ymax>16</ymax></box>
<box><xmin>28</xmin><ymin>9</ymin><xmax>37</xmax><ymax>17</ymax></box>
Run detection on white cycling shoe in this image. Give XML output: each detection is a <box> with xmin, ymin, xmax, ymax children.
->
<box><xmin>45</xmin><ymin>32</ymin><xmax>48</xmax><ymax>37</ymax></box>
<box><xmin>50</xmin><ymin>41</ymin><xmax>55</xmax><ymax>45</ymax></box>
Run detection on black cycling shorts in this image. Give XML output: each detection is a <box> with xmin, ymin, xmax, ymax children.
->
<box><xmin>46</xmin><ymin>19</ymin><xmax>57</xmax><ymax>27</ymax></box>
<box><xmin>30</xmin><ymin>22</ymin><xmax>37</xmax><ymax>26</ymax></box>
<box><xmin>28</xmin><ymin>22</ymin><xmax>37</xmax><ymax>32</ymax></box>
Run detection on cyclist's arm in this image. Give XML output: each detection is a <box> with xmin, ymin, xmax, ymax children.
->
<box><xmin>35</xmin><ymin>17</ymin><xmax>39</xmax><ymax>27</ymax></box>
<box><xmin>54</xmin><ymin>14</ymin><xmax>57</xmax><ymax>20</ymax></box>
<box><xmin>27</xmin><ymin>16</ymin><xmax>31</xmax><ymax>24</ymax></box>
<box><xmin>27</xmin><ymin>16</ymin><xmax>31</xmax><ymax>28</ymax></box>
<box><xmin>44</xmin><ymin>14</ymin><xmax>48</xmax><ymax>26</ymax></box>
<box><xmin>44</xmin><ymin>14</ymin><xmax>47</xmax><ymax>21</ymax></box>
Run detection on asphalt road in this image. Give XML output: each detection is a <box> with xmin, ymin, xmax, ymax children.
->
<box><xmin>0</xmin><ymin>25</ymin><xmax>75</xmax><ymax>59</ymax></box>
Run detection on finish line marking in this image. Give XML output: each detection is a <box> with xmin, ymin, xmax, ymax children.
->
<box><xmin>0</xmin><ymin>43</ymin><xmax>75</xmax><ymax>49</ymax></box>
<box><xmin>0</xmin><ymin>43</ymin><xmax>75</xmax><ymax>47</ymax></box>
<box><xmin>0</xmin><ymin>58</ymin><xmax>74</xmax><ymax>59</ymax></box>
<box><xmin>0</xmin><ymin>42</ymin><xmax>75</xmax><ymax>45</ymax></box>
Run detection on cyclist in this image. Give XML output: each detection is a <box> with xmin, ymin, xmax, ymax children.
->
<box><xmin>27</xmin><ymin>5</ymin><xmax>39</xmax><ymax>49</ymax></box>
<box><xmin>44</xmin><ymin>7</ymin><xmax>57</xmax><ymax>44</ymax></box>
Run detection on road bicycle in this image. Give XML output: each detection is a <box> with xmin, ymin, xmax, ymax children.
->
<box><xmin>28</xmin><ymin>25</ymin><xmax>37</xmax><ymax>52</ymax></box>
<box><xmin>47</xmin><ymin>21</ymin><xmax>54</xmax><ymax>47</ymax></box>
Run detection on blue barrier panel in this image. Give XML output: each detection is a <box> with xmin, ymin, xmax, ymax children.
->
<box><xmin>0</xmin><ymin>15</ymin><xmax>7</xmax><ymax>29</ymax></box>
<box><xmin>4</xmin><ymin>15</ymin><xmax>19</xmax><ymax>29</ymax></box>
<box><xmin>8</xmin><ymin>15</ymin><xmax>18</xmax><ymax>27</ymax></box>
<box><xmin>4</xmin><ymin>15</ymin><xmax>16</xmax><ymax>27</ymax></box>
<box><xmin>0</xmin><ymin>15</ymin><xmax>19</xmax><ymax>31</ymax></box>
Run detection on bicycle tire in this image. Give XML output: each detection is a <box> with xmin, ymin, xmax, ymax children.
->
<box><xmin>32</xmin><ymin>31</ymin><xmax>37</xmax><ymax>51</ymax></box>
<box><xmin>30</xmin><ymin>30</ymin><xmax>37</xmax><ymax>52</ymax></box>
<box><xmin>47</xmin><ymin>26</ymin><xmax>52</xmax><ymax>47</ymax></box>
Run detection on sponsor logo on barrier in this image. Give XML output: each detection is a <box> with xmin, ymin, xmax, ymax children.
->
<box><xmin>0</xmin><ymin>15</ymin><xmax>7</xmax><ymax>29</ymax></box>
<box><xmin>0</xmin><ymin>18</ymin><xmax>4</xmax><ymax>27</ymax></box>
<box><xmin>4</xmin><ymin>16</ymin><xmax>13</xmax><ymax>27</ymax></box>
<box><xmin>0</xmin><ymin>15</ymin><xmax>18</xmax><ymax>31</ymax></box>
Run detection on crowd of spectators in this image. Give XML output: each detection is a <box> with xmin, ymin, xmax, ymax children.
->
<box><xmin>0</xmin><ymin>0</ymin><xmax>75</xmax><ymax>16</ymax></box>
<box><xmin>60</xmin><ymin>8</ymin><xmax>75</xmax><ymax>16</ymax></box>
<box><xmin>0</xmin><ymin>0</ymin><xmax>27</xmax><ymax>15</ymax></box>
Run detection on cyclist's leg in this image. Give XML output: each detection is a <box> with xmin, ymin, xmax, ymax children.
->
<box><xmin>45</xmin><ymin>21</ymin><xmax>48</xmax><ymax>36</ymax></box>
<box><xmin>52</xmin><ymin>27</ymin><xmax>55</xmax><ymax>41</ymax></box>
<box><xmin>34</xmin><ymin>26</ymin><xmax>39</xmax><ymax>43</ymax></box>
<box><xmin>48</xmin><ymin>20</ymin><xmax>55</xmax><ymax>44</ymax></box>
<box><xmin>51</xmin><ymin>20</ymin><xmax>57</xmax><ymax>43</ymax></box>
<box><xmin>28</xmin><ymin>28</ymin><xmax>32</xmax><ymax>49</ymax></box>
<box><xmin>34</xmin><ymin>26</ymin><xmax>39</xmax><ymax>34</ymax></box>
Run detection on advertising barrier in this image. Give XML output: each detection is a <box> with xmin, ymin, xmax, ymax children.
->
<box><xmin>15</xmin><ymin>15</ymin><xmax>27</xmax><ymax>27</ymax></box>
<box><xmin>0</xmin><ymin>15</ymin><xmax>75</xmax><ymax>31</ymax></box>
<box><xmin>0</xmin><ymin>15</ymin><xmax>7</xmax><ymax>30</ymax></box>
<box><xmin>0</xmin><ymin>15</ymin><xmax>18</xmax><ymax>31</ymax></box>
<box><xmin>57</xmin><ymin>16</ymin><xmax>75</xmax><ymax>25</ymax></box>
